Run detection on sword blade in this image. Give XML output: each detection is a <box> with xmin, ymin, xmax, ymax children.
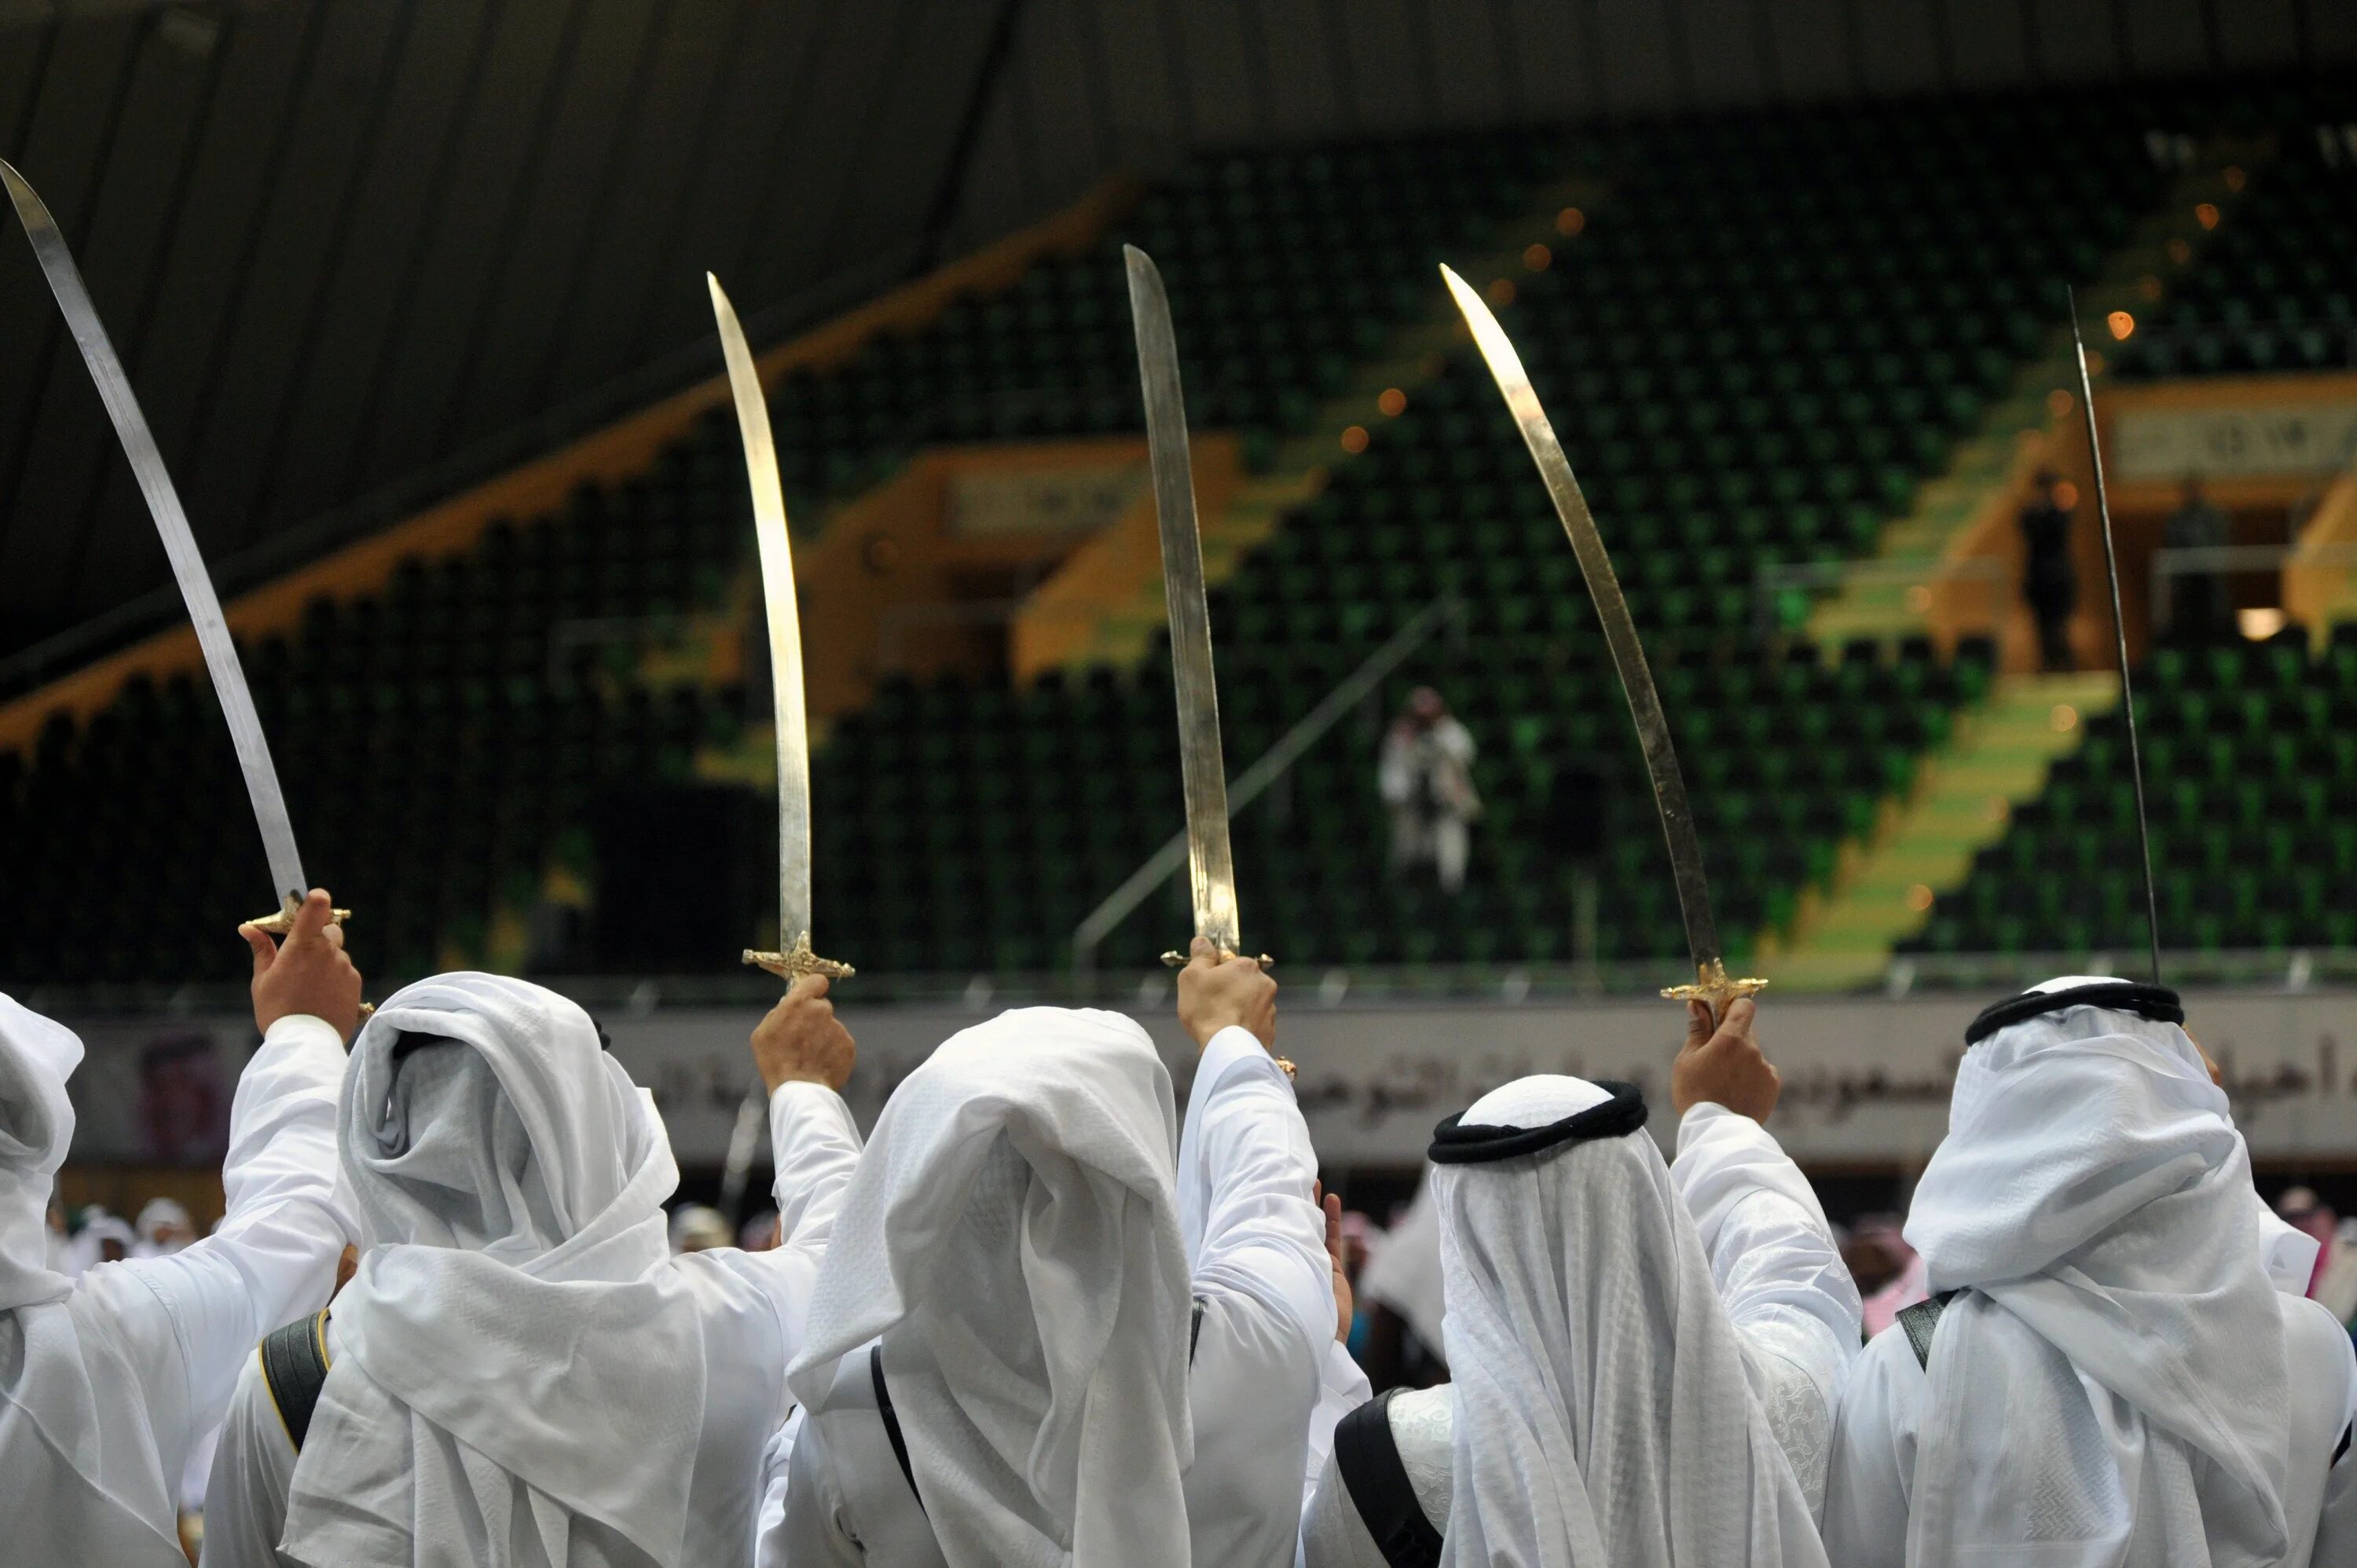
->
<box><xmin>3</xmin><ymin>159</ymin><xmax>308</xmax><ymax>907</ymax></box>
<box><xmin>2067</xmin><ymin>290</ymin><xmax>2163</xmax><ymax>985</ymax></box>
<box><xmin>708</xmin><ymin>273</ymin><xmax>816</xmax><ymax>949</ymax></box>
<box><xmin>1125</xmin><ymin>245</ymin><xmax>1242</xmax><ymax>958</ymax></box>
<box><xmin>1443</xmin><ymin>265</ymin><xmax>1743</xmax><ymax>998</ymax></box>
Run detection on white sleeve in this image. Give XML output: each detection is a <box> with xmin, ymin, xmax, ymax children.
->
<box><xmin>1179</xmin><ymin>1028</ymin><xmax>1333</xmax><ymax>1346</ymax></box>
<box><xmin>762</xmin><ymin>1412</ymin><xmax>867</xmax><ymax>1567</ymax></box>
<box><xmin>1671</xmin><ymin>1102</ymin><xmax>1862</xmax><ymax>1518</ymax></box>
<box><xmin>1820</xmin><ymin>1326</ymin><xmax>1923</xmax><ymax>1568</ymax></box>
<box><xmin>1300</xmin><ymin>1341</ymin><xmax>1374</xmax><ymax>1537</ymax></box>
<box><xmin>198</xmin><ymin>1350</ymin><xmax>300</xmax><ymax>1568</ymax></box>
<box><xmin>107</xmin><ymin>1014</ymin><xmax>351</xmax><ymax>1475</ymax></box>
<box><xmin>1178</xmin><ymin>1027</ymin><xmax>1336</xmax><ymax>1568</ymax></box>
<box><xmin>2311</xmin><ymin>1328</ymin><xmax>2357</xmax><ymax>1568</ymax></box>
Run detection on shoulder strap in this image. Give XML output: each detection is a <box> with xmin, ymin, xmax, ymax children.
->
<box><xmin>1190</xmin><ymin>1295</ymin><xmax>1207</xmax><ymax>1365</ymax></box>
<box><xmin>1898</xmin><ymin>1291</ymin><xmax>1958</xmax><ymax>1371</ymax></box>
<box><xmin>869</xmin><ymin>1343</ymin><xmax>926</xmax><ymax>1516</ymax></box>
<box><xmin>259</xmin><ymin>1309</ymin><xmax>333</xmax><ymax>1450</ymax></box>
<box><xmin>1333</xmin><ymin>1389</ymin><xmax>1444</xmax><ymax>1568</ymax></box>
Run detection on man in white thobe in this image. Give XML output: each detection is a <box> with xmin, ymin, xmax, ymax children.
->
<box><xmin>1821</xmin><ymin>976</ymin><xmax>2357</xmax><ymax>1568</ymax></box>
<box><xmin>0</xmin><ymin>889</ymin><xmax>361</xmax><ymax>1567</ymax></box>
<box><xmin>199</xmin><ymin>968</ymin><xmax>863</xmax><ymax>1568</ymax></box>
<box><xmin>1301</xmin><ymin>997</ymin><xmax>1859</xmax><ymax>1568</ymax></box>
<box><xmin>772</xmin><ymin>943</ymin><xmax>1339</xmax><ymax>1568</ymax></box>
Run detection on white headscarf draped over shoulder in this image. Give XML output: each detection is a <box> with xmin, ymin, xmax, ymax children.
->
<box><xmin>281</xmin><ymin>972</ymin><xmax>702</xmax><ymax>1568</ymax></box>
<box><xmin>786</xmin><ymin>1006</ymin><xmax>1193</xmax><ymax>1568</ymax></box>
<box><xmin>1435</xmin><ymin>1074</ymin><xmax>1827</xmax><ymax>1568</ymax></box>
<box><xmin>1900</xmin><ymin>976</ymin><xmax>2294</xmax><ymax>1568</ymax></box>
<box><xmin>0</xmin><ymin>995</ymin><xmax>80</xmax><ymax>1313</ymax></box>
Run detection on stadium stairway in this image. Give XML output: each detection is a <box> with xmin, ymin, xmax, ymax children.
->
<box><xmin>1764</xmin><ymin>670</ymin><xmax>2118</xmax><ymax>987</ymax></box>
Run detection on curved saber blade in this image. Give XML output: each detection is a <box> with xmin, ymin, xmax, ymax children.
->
<box><xmin>707</xmin><ymin>273</ymin><xmax>849</xmax><ymax>982</ymax></box>
<box><xmin>2066</xmin><ymin>290</ymin><xmax>2162</xmax><ymax>986</ymax></box>
<box><xmin>1442</xmin><ymin>266</ymin><xmax>1760</xmax><ymax>1007</ymax></box>
<box><xmin>1125</xmin><ymin>245</ymin><xmax>1244</xmax><ymax>962</ymax></box>
<box><xmin>3</xmin><ymin>159</ymin><xmax>310</xmax><ymax>913</ymax></box>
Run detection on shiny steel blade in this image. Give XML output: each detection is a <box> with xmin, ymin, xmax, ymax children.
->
<box><xmin>2067</xmin><ymin>290</ymin><xmax>2162</xmax><ymax>985</ymax></box>
<box><xmin>3</xmin><ymin>159</ymin><xmax>308</xmax><ymax>908</ymax></box>
<box><xmin>1442</xmin><ymin>265</ymin><xmax>1756</xmax><ymax>1003</ymax></box>
<box><xmin>708</xmin><ymin>273</ymin><xmax>816</xmax><ymax>951</ymax></box>
<box><xmin>1124</xmin><ymin>245</ymin><xmax>1242</xmax><ymax>958</ymax></box>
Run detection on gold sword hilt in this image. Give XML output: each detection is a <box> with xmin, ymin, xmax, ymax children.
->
<box><xmin>242</xmin><ymin>893</ymin><xmax>352</xmax><ymax>935</ymax></box>
<box><xmin>1661</xmin><ymin>958</ymin><xmax>1769</xmax><ymax>1011</ymax></box>
<box><xmin>1159</xmin><ymin>946</ymin><xmax>1291</xmax><ymax>1079</ymax></box>
<box><xmin>744</xmin><ymin>932</ymin><xmax>856</xmax><ymax>982</ymax></box>
<box><xmin>240</xmin><ymin>896</ymin><xmax>372</xmax><ymax>1026</ymax></box>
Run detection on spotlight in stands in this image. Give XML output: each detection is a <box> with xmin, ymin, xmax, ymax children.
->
<box><xmin>1378</xmin><ymin>387</ymin><xmax>1407</xmax><ymax>416</ymax></box>
<box><xmin>2106</xmin><ymin>310</ymin><xmax>2135</xmax><ymax>340</ymax></box>
<box><xmin>2196</xmin><ymin>202</ymin><xmax>2220</xmax><ymax>229</ymax></box>
<box><xmin>1556</xmin><ymin>207</ymin><xmax>1585</xmax><ymax>236</ymax></box>
<box><xmin>1523</xmin><ymin>242</ymin><xmax>1552</xmax><ymax>271</ymax></box>
<box><xmin>2051</xmin><ymin>703</ymin><xmax>2079</xmax><ymax>733</ymax></box>
<box><xmin>2238</xmin><ymin>607</ymin><xmax>2287</xmax><ymax>641</ymax></box>
<box><xmin>1340</xmin><ymin>424</ymin><xmax>1369</xmax><ymax>454</ymax></box>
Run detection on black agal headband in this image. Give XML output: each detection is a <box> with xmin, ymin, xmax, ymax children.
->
<box><xmin>1963</xmin><ymin>981</ymin><xmax>2184</xmax><ymax>1046</ymax></box>
<box><xmin>1428</xmin><ymin>1080</ymin><xmax>1648</xmax><ymax>1165</ymax></box>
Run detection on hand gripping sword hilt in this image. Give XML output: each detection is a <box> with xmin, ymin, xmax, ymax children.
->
<box><xmin>1660</xmin><ymin>958</ymin><xmax>1769</xmax><ymax>1011</ymax></box>
<box><xmin>743</xmin><ymin>932</ymin><xmax>856</xmax><ymax>982</ymax></box>
<box><xmin>1158</xmin><ymin>947</ymin><xmax>1291</xmax><ymax>1078</ymax></box>
<box><xmin>243</xmin><ymin>893</ymin><xmax>352</xmax><ymax>936</ymax></box>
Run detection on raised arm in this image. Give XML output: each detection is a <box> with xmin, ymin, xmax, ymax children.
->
<box><xmin>84</xmin><ymin>891</ymin><xmax>358</xmax><ymax>1475</ymax></box>
<box><xmin>1666</xmin><ymin>997</ymin><xmax>1861</xmax><ymax>1518</ymax></box>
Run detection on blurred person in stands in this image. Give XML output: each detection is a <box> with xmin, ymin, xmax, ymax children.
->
<box><xmin>1823</xmin><ymin>978</ymin><xmax>2357</xmax><ymax>1567</ymax></box>
<box><xmin>2163</xmin><ymin>475</ymin><xmax>2232</xmax><ymax>643</ymax></box>
<box><xmin>670</xmin><ymin>1201</ymin><xmax>732</xmax><ymax>1254</ymax></box>
<box><xmin>2279</xmin><ymin>1187</ymin><xmax>2357</xmax><ymax>1328</ymax></box>
<box><xmin>1846</xmin><ymin>1212</ymin><xmax>1930</xmax><ymax>1341</ymax></box>
<box><xmin>1355</xmin><ymin>1168</ymin><xmax>1450</xmax><ymax>1390</ymax></box>
<box><xmin>201</xmin><ymin>970</ymin><xmax>863</xmax><ymax>1568</ymax></box>
<box><xmin>2020</xmin><ymin>470</ymin><xmax>2078</xmax><ymax>672</ymax></box>
<box><xmin>134</xmin><ymin>1196</ymin><xmax>196</xmax><ymax>1259</ymax></box>
<box><xmin>773</xmin><ymin>941</ymin><xmax>1344</xmax><ymax>1568</ymax></box>
<box><xmin>0</xmin><ymin>890</ymin><xmax>358</xmax><ymax>1568</ymax></box>
<box><xmin>739</xmin><ymin>1207</ymin><xmax>782</xmax><ymax>1251</ymax></box>
<box><xmin>1380</xmin><ymin>686</ymin><xmax>1481</xmax><ymax>894</ymax></box>
<box><xmin>1300</xmin><ymin>997</ymin><xmax>1860</xmax><ymax>1566</ymax></box>
<box><xmin>43</xmin><ymin>1193</ymin><xmax>71</xmax><ymax>1276</ymax></box>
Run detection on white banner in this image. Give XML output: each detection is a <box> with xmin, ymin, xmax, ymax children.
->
<box><xmin>2112</xmin><ymin>397</ymin><xmax>2357</xmax><ymax>483</ymax></box>
<box><xmin>51</xmin><ymin>987</ymin><xmax>2357</xmax><ymax>1171</ymax></box>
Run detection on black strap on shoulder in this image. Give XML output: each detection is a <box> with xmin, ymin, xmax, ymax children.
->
<box><xmin>259</xmin><ymin>1309</ymin><xmax>333</xmax><ymax>1450</ymax></box>
<box><xmin>2333</xmin><ymin>1423</ymin><xmax>2352</xmax><ymax>1467</ymax></box>
<box><xmin>1428</xmin><ymin>1080</ymin><xmax>1648</xmax><ymax>1166</ymax></box>
<box><xmin>1190</xmin><ymin>1295</ymin><xmax>1206</xmax><ymax>1365</ymax></box>
<box><xmin>1964</xmin><ymin>982</ymin><xmax>2183</xmax><ymax>1045</ymax></box>
<box><xmin>1898</xmin><ymin>1291</ymin><xmax>1957</xmax><ymax>1371</ymax></box>
<box><xmin>870</xmin><ymin>1344</ymin><xmax>926</xmax><ymax>1516</ymax></box>
<box><xmin>1333</xmin><ymin>1389</ymin><xmax>1443</xmax><ymax>1568</ymax></box>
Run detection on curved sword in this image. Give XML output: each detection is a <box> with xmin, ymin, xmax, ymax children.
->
<box><xmin>3</xmin><ymin>159</ymin><xmax>336</xmax><ymax>935</ymax></box>
<box><xmin>708</xmin><ymin>273</ymin><xmax>850</xmax><ymax>984</ymax></box>
<box><xmin>1442</xmin><ymin>265</ymin><xmax>1761</xmax><ymax>1009</ymax></box>
<box><xmin>1124</xmin><ymin>245</ymin><xmax>1266</xmax><ymax>970</ymax></box>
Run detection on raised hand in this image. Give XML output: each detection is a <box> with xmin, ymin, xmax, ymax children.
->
<box><xmin>1670</xmin><ymin>996</ymin><xmax>1780</xmax><ymax>1122</ymax></box>
<box><xmin>751</xmin><ymin>973</ymin><xmax>857</xmax><ymax>1093</ymax></box>
<box><xmin>240</xmin><ymin>889</ymin><xmax>364</xmax><ymax>1042</ymax></box>
<box><xmin>1316</xmin><ymin>1181</ymin><xmax>1353</xmax><ymax>1345</ymax></box>
<box><xmin>1175</xmin><ymin>936</ymin><xmax>1277</xmax><ymax>1051</ymax></box>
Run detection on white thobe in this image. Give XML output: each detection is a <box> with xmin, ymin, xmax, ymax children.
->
<box><xmin>1822</xmin><ymin>1293</ymin><xmax>2357</xmax><ymax>1568</ymax></box>
<box><xmin>0</xmin><ymin>1014</ymin><xmax>350</xmax><ymax>1568</ymax></box>
<box><xmin>1298</xmin><ymin>1100</ymin><xmax>1860</xmax><ymax>1565</ymax></box>
<box><xmin>200</xmin><ymin>1079</ymin><xmax>862</xmax><ymax>1568</ymax></box>
<box><xmin>772</xmin><ymin>1025</ymin><xmax>1338</xmax><ymax>1568</ymax></box>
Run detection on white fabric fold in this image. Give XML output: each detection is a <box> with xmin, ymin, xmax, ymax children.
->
<box><xmin>2</xmin><ymin>1002</ymin><xmax>349</xmax><ymax>1567</ymax></box>
<box><xmin>1436</xmin><ymin>1074</ymin><xmax>1827</xmax><ymax>1568</ymax></box>
<box><xmin>786</xmin><ymin>1006</ymin><xmax>1193</xmax><ymax>1568</ymax></box>
<box><xmin>1900</xmin><ymin>976</ymin><xmax>2295</xmax><ymax>1568</ymax></box>
<box><xmin>281</xmin><ymin>972</ymin><xmax>705</xmax><ymax>1568</ymax></box>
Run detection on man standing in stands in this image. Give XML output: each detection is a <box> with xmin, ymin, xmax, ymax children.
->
<box><xmin>1380</xmin><ymin>687</ymin><xmax>1481</xmax><ymax>894</ymax></box>
<box><xmin>2019</xmin><ymin>471</ymin><xmax>2079</xmax><ymax>672</ymax></box>
<box><xmin>2163</xmin><ymin>475</ymin><xmax>2232</xmax><ymax>642</ymax></box>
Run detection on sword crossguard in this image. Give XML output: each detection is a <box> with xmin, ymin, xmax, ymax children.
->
<box><xmin>1660</xmin><ymin>958</ymin><xmax>1769</xmax><ymax>1011</ymax></box>
<box><xmin>242</xmin><ymin>894</ymin><xmax>352</xmax><ymax>936</ymax></box>
<box><xmin>1160</xmin><ymin>949</ymin><xmax>1274</xmax><ymax>970</ymax></box>
<box><xmin>744</xmin><ymin>932</ymin><xmax>856</xmax><ymax>982</ymax></box>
